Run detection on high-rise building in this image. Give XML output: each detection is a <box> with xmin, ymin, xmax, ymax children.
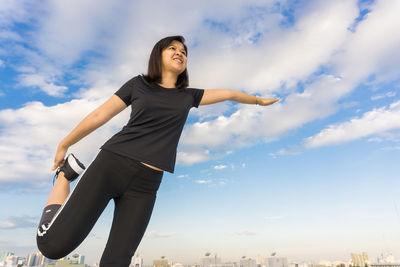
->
<box><xmin>26</xmin><ymin>252</ymin><xmax>44</xmax><ymax>266</ymax></box>
<box><xmin>36</xmin><ymin>252</ymin><xmax>44</xmax><ymax>266</ymax></box>
<box><xmin>80</xmin><ymin>255</ymin><xmax>85</xmax><ymax>264</ymax></box>
<box><xmin>351</xmin><ymin>252</ymin><xmax>369</xmax><ymax>267</ymax></box>
<box><xmin>4</xmin><ymin>255</ymin><xmax>18</xmax><ymax>266</ymax></box>
<box><xmin>1</xmin><ymin>252</ymin><xmax>14</xmax><ymax>262</ymax></box>
<box><xmin>130</xmin><ymin>253</ymin><xmax>143</xmax><ymax>267</ymax></box>
<box><xmin>26</xmin><ymin>252</ymin><xmax>37</xmax><ymax>266</ymax></box>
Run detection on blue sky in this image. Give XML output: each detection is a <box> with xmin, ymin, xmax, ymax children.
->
<box><xmin>1</xmin><ymin>0</ymin><xmax>400</xmax><ymax>266</ymax></box>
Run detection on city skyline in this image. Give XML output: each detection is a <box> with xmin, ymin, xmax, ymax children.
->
<box><xmin>1</xmin><ymin>0</ymin><xmax>400</xmax><ymax>265</ymax></box>
<box><xmin>1</xmin><ymin>250</ymin><xmax>398</xmax><ymax>267</ymax></box>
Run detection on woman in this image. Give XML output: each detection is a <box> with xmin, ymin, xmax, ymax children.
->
<box><xmin>36</xmin><ymin>35</ymin><xmax>279</xmax><ymax>267</ymax></box>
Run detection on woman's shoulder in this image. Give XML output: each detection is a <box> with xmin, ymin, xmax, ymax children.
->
<box><xmin>135</xmin><ymin>74</ymin><xmax>151</xmax><ymax>87</ymax></box>
<box><xmin>121</xmin><ymin>74</ymin><xmax>147</xmax><ymax>88</ymax></box>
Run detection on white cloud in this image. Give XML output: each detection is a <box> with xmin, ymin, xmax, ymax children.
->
<box><xmin>0</xmin><ymin>0</ymin><xmax>38</xmax><ymax>27</ymax></box>
<box><xmin>333</xmin><ymin>0</ymin><xmax>400</xmax><ymax>84</ymax></box>
<box><xmin>0</xmin><ymin>29</ymin><xmax>22</xmax><ymax>42</ymax></box>
<box><xmin>18</xmin><ymin>73</ymin><xmax>68</xmax><ymax>97</ymax></box>
<box><xmin>371</xmin><ymin>91</ymin><xmax>397</xmax><ymax>101</ymax></box>
<box><xmin>195</xmin><ymin>179</ymin><xmax>212</xmax><ymax>184</ymax></box>
<box><xmin>190</xmin><ymin>0</ymin><xmax>358</xmax><ymax>92</ymax></box>
<box><xmin>213</xmin><ymin>164</ymin><xmax>227</xmax><ymax>170</ymax></box>
<box><xmin>0</xmin><ymin>97</ymin><xmax>130</xmax><ymax>184</ymax></box>
<box><xmin>0</xmin><ymin>215</ymin><xmax>37</xmax><ymax>229</ymax></box>
<box><xmin>176</xmin><ymin>149</ymin><xmax>211</xmax><ymax>166</ymax></box>
<box><xmin>303</xmin><ymin>100</ymin><xmax>400</xmax><ymax>148</ymax></box>
<box><xmin>180</xmin><ymin>0</ymin><xmax>400</xmax><ymax>159</ymax></box>
<box><xmin>145</xmin><ymin>230</ymin><xmax>177</xmax><ymax>238</ymax></box>
<box><xmin>381</xmin><ymin>146</ymin><xmax>400</xmax><ymax>151</ymax></box>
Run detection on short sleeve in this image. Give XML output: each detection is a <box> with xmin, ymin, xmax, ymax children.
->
<box><xmin>187</xmin><ymin>88</ymin><xmax>204</xmax><ymax>108</ymax></box>
<box><xmin>114</xmin><ymin>76</ymin><xmax>138</xmax><ymax>106</ymax></box>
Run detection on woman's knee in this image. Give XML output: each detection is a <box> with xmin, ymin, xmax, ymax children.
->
<box><xmin>36</xmin><ymin>237</ymin><xmax>69</xmax><ymax>260</ymax></box>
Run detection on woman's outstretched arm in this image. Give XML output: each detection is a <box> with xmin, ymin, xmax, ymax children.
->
<box><xmin>199</xmin><ymin>89</ymin><xmax>279</xmax><ymax>106</ymax></box>
<box><xmin>53</xmin><ymin>95</ymin><xmax>127</xmax><ymax>170</ymax></box>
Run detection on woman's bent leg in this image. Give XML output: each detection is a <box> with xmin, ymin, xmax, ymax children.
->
<box><xmin>36</xmin><ymin>150</ymin><xmax>116</xmax><ymax>259</ymax></box>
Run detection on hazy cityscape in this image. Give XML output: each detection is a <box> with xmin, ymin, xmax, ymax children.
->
<box><xmin>0</xmin><ymin>250</ymin><xmax>399</xmax><ymax>267</ymax></box>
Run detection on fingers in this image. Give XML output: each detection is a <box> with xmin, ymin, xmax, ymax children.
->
<box><xmin>52</xmin><ymin>159</ymin><xmax>65</xmax><ymax>171</ymax></box>
<box><xmin>52</xmin><ymin>161</ymin><xmax>60</xmax><ymax>171</ymax></box>
<box><xmin>261</xmin><ymin>98</ymin><xmax>280</xmax><ymax>106</ymax></box>
<box><xmin>52</xmin><ymin>164</ymin><xmax>58</xmax><ymax>171</ymax></box>
<box><xmin>52</xmin><ymin>153</ymin><xmax>66</xmax><ymax>171</ymax></box>
<box><xmin>52</xmin><ymin>145</ymin><xmax>68</xmax><ymax>170</ymax></box>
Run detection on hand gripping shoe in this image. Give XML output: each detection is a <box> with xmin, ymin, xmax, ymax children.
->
<box><xmin>53</xmin><ymin>153</ymin><xmax>86</xmax><ymax>185</ymax></box>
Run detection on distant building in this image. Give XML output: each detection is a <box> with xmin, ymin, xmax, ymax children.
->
<box><xmin>26</xmin><ymin>251</ymin><xmax>57</xmax><ymax>266</ymax></box>
<box><xmin>78</xmin><ymin>255</ymin><xmax>85</xmax><ymax>264</ymax></box>
<box><xmin>209</xmin><ymin>263</ymin><xmax>237</xmax><ymax>267</ymax></box>
<box><xmin>130</xmin><ymin>254</ymin><xmax>144</xmax><ymax>267</ymax></box>
<box><xmin>26</xmin><ymin>252</ymin><xmax>43</xmax><ymax>266</ymax></box>
<box><xmin>351</xmin><ymin>253</ymin><xmax>370</xmax><ymax>267</ymax></box>
<box><xmin>3</xmin><ymin>255</ymin><xmax>18</xmax><ymax>267</ymax></box>
<box><xmin>44</xmin><ymin>259</ymin><xmax>87</xmax><ymax>266</ymax></box>
<box><xmin>376</xmin><ymin>253</ymin><xmax>396</xmax><ymax>264</ymax></box>
<box><xmin>267</xmin><ymin>257</ymin><xmax>289</xmax><ymax>267</ymax></box>
<box><xmin>43</xmin><ymin>257</ymin><xmax>58</xmax><ymax>266</ymax></box>
<box><xmin>240</xmin><ymin>258</ymin><xmax>257</xmax><ymax>267</ymax></box>
<box><xmin>154</xmin><ymin>259</ymin><xmax>169</xmax><ymax>267</ymax></box>
<box><xmin>256</xmin><ymin>256</ymin><xmax>266</xmax><ymax>267</ymax></box>
<box><xmin>1</xmin><ymin>252</ymin><xmax>14</xmax><ymax>263</ymax></box>
<box><xmin>370</xmin><ymin>264</ymin><xmax>400</xmax><ymax>267</ymax></box>
<box><xmin>201</xmin><ymin>254</ymin><xmax>222</xmax><ymax>267</ymax></box>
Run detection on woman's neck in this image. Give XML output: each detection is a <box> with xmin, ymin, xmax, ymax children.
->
<box><xmin>159</xmin><ymin>71</ymin><xmax>178</xmax><ymax>88</ymax></box>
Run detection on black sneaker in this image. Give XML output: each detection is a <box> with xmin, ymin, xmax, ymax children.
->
<box><xmin>53</xmin><ymin>153</ymin><xmax>86</xmax><ymax>185</ymax></box>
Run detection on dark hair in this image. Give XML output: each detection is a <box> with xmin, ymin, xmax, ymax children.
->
<box><xmin>142</xmin><ymin>35</ymin><xmax>189</xmax><ymax>89</ymax></box>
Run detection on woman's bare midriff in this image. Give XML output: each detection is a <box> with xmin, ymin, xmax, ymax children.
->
<box><xmin>140</xmin><ymin>162</ymin><xmax>164</xmax><ymax>172</ymax></box>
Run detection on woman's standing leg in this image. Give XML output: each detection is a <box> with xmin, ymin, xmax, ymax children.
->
<box><xmin>99</xmin><ymin>160</ymin><xmax>163</xmax><ymax>267</ymax></box>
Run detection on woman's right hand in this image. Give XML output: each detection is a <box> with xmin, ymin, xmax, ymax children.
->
<box><xmin>52</xmin><ymin>144</ymin><xmax>68</xmax><ymax>171</ymax></box>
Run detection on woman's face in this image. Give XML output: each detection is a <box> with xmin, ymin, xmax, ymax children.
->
<box><xmin>161</xmin><ymin>40</ymin><xmax>187</xmax><ymax>75</ymax></box>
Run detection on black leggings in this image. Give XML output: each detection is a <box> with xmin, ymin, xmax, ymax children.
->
<box><xmin>36</xmin><ymin>149</ymin><xmax>164</xmax><ymax>267</ymax></box>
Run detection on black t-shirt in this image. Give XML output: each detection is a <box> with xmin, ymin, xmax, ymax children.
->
<box><xmin>100</xmin><ymin>74</ymin><xmax>204</xmax><ymax>173</ymax></box>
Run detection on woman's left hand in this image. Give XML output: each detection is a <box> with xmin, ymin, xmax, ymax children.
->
<box><xmin>257</xmin><ymin>97</ymin><xmax>280</xmax><ymax>106</ymax></box>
